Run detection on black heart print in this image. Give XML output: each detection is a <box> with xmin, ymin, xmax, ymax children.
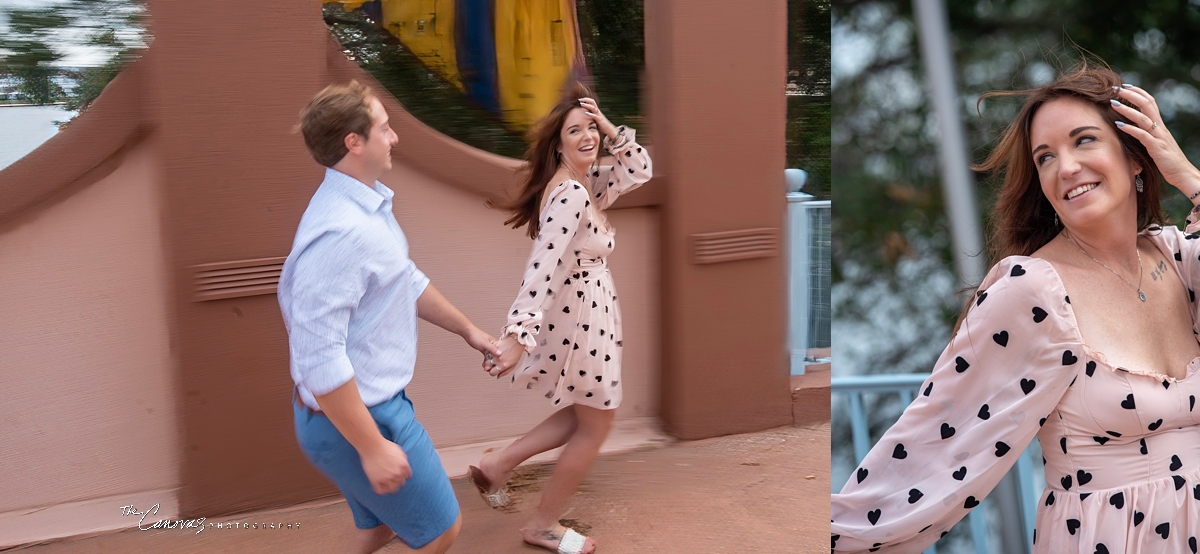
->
<box><xmin>977</xmin><ymin>404</ymin><xmax>990</xmax><ymax>420</ymax></box>
<box><xmin>952</xmin><ymin>466</ymin><xmax>967</xmax><ymax>481</ymax></box>
<box><xmin>940</xmin><ymin>423</ymin><xmax>955</xmax><ymax>440</ymax></box>
<box><xmin>993</xmin><ymin>331</ymin><xmax>1009</xmax><ymax>347</ymax></box>
<box><xmin>1021</xmin><ymin>379</ymin><xmax>1036</xmax><ymax>394</ymax></box>
<box><xmin>923</xmin><ymin>382</ymin><xmax>933</xmax><ymax>396</ymax></box>
<box><xmin>1150</xmin><ymin>419</ymin><xmax>1164</xmax><ymax>431</ymax></box>
<box><xmin>892</xmin><ymin>444</ymin><xmax>908</xmax><ymax>460</ymax></box>
<box><xmin>1093</xmin><ymin>436</ymin><xmax>1110</xmax><ymax>445</ymax></box>
<box><xmin>1141</xmin><ymin>438</ymin><xmax>1149</xmax><ymax>455</ymax></box>
<box><xmin>1087</xmin><ymin>361</ymin><xmax>1096</xmax><ymax>377</ymax></box>
<box><xmin>995</xmin><ymin>442</ymin><xmax>1011</xmax><ymax>457</ymax></box>
<box><xmin>1062</xmin><ymin>351</ymin><xmax>1078</xmax><ymax>365</ymax></box>
<box><xmin>1171</xmin><ymin>455</ymin><xmax>1183</xmax><ymax>471</ymax></box>
<box><xmin>1061</xmin><ymin>437</ymin><xmax>1068</xmax><ymax>454</ymax></box>
<box><xmin>1032</xmin><ymin>307</ymin><xmax>1048</xmax><ymax>322</ymax></box>
<box><xmin>867</xmin><ymin>509</ymin><xmax>881</xmax><ymax>525</ymax></box>
<box><xmin>1011</xmin><ymin>265</ymin><xmax>1026</xmax><ymax>276</ymax></box>
<box><xmin>955</xmin><ymin>356</ymin><xmax>970</xmax><ymax>373</ymax></box>
<box><xmin>1135</xmin><ymin>512</ymin><xmax>1145</xmax><ymax>526</ymax></box>
<box><xmin>1157</xmin><ymin>522</ymin><xmax>1170</xmax><ymax>539</ymax></box>
<box><xmin>964</xmin><ymin>496</ymin><xmax>980</xmax><ymax>509</ymax></box>
<box><xmin>1067</xmin><ymin>519</ymin><xmax>1081</xmax><ymax>535</ymax></box>
<box><xmin>1046</xmin><ymin>491</ymin><xmax>1055</xmax><ymax>506</ymax></box>
<box><xmin>1175</xmin><ymin>475</ymin><xmax>1187</xmax><ymax>491</ymax></box>
<box><xmin>1122</xmin><ymin>394</ymin><xmax>1136</xmax><ymax>409</ymax></box>
<box><xmin>1062</xmin><ymin>474</ymin><xmax>1073</xmax><ymax>490</ymax></box>
<box><xmin>1078</xmin><ymin>470</ymin><xmax>1093</xmax><ymax>486</ymax></box>
<box><xmin>1109</xmin><ymin>492</ymin><xmax>1124</xmax><ymax>509</ymax></box>
<box><xmin>977</xmin><ymin>291</ymin><xmax>988</xmax><ymax>306</ymax></box>
<box><xmin>1095</xmin><ymin>544</ymin><xmax>1109</xmax><ymax>554</ymax></box>
<box><xmin>907</xmin><ymin>488</ymin><xmax>923</xmax><ymax>504</ymax></box>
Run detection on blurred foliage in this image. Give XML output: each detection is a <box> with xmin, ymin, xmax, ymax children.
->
<box><xmin>835</xmin><ymin>0</ymin><xmax>1200</xmax><ymax>288</ymax></box>
<box><xmin>0</xmin><ymin>0</ymin><xmax>145</xmax><ymax>110</ymax></box>
<box><xmin>326</xmin><ymin>1</ymin><xmax>645</xmax><ymax>159</ymax></box>
<box><xmin>790</xmin><ymin>0</ymin><xmax>831</xmax><ymax>199</ymax></box>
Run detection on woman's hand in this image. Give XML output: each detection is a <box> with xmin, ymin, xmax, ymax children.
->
<box><xmin>578</xmin><ymin>97</ymin><xmax>618</xmax><ymax>141</ymax></box>
<box><xmin>487</xmin><ymin>335</ymin><xmax>524</xmax><ymax>379</ymax></box>
<box><xmin>1112</xmin><ymin>84</ymin><xmax>1200</xmax><ymax>198</ymax></box>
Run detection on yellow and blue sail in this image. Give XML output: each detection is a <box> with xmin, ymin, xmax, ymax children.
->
<box><xmin>327</xmin><ymin>0</ymin><xmax>582</xmax><ymax>130</ymax></box>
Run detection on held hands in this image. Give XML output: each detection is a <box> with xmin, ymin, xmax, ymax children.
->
<box><xmin>485</xmin><ymin>335</ymin><xmax>524</xmax><ymax>379</ymax></box>
<box><xmin>361</xmin><ymin>439</ymin><xmax>412</xmax><ymax>495</ymax></box>
<box><xmin>1112</xmin><ymin>85</ymin><xmax>1200</xmax><ymax>194</ymax></box>
<box><xmin>579</xmin><ymin>97</ymin><xmax>618</xmax><ymax>142</ymax></box>
<box><xmin>465</xmin><ymin>327</ymin><xmax>503</xmax><ymax>372</ymax></box>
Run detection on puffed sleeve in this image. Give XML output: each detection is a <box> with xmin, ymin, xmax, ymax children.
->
<box><xmin>500</xmin><ymin>181</ymin><xmax>589</xmax><ymax>352</ymax></box>
<box><xmin>832</xmin><ymin>258</ymin><xmax>1081</xmax><ymax>553</ymax></box>
<box><xmin>588</xmin><ymin>125</ymin><xmax>652</xmax><ymax>210</ymax></box>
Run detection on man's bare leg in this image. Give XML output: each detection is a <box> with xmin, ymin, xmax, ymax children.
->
<box><xmin>351</xmin><ymin>512</ymin><xmax>462</xmax><ymax>554</ymax></box>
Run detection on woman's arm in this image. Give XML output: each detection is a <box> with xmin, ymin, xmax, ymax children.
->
<box><xmin>491</xmin><ymin>181</ymin><xmax>590</xmax><ymax>374</ymax></box>
<box><xmin>832</xmin><ymin>258</ymin><xmax>1080</xmax><ymax>552</ymax></box>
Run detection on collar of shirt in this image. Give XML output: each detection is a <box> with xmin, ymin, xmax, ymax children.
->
<box><xmin>321</xmin><ymin>167</ymin><xmax>395</xmax><ymax>213</ymax></box>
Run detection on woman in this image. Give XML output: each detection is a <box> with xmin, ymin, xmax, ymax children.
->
<box><xmin>471</xmin><ymin>82</ymin><xmax>651</xmax><ymax>554</ymax></box>
<box><xmin>832</xmin><ymin>63</ymin><xmax>1200</xmax><ymax>553</ymax></box>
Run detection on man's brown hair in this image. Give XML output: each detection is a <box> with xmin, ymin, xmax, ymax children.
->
<box><xmin>298</xmin><ymin>80</ymin><xmax>376</xmax><ymax>167</ymax></box>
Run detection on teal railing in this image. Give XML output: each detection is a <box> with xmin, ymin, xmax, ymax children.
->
<box><xmin>832</xmin><ymin>374</ymin><xmax>1041</xmax><ymax>554</ymax></box>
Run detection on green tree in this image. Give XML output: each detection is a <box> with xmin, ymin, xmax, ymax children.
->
<box><xmin>790</xmin><ymin>0</ymin><xmax>831</xmax><ymax>199</ymax></box>
<box><xmin>0</xmin><ymin>0</ymin><xmax>146</xmax><ymax>109</ymax></box>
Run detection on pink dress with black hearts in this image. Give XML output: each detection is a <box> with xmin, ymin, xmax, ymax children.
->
<box><xmin>833</xmin><ymin>222</ymin><xmax>1200</xmax><ymax>553</ymax></box>
<box><xmin>500</xmin><ymin>127</ymin><xmax>651</xmax><ymax>411</ymax></box>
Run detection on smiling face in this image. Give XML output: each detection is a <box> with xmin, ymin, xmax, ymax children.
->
<box><xmin>1030</xmin><ymin>97</ymin><xmax>1143</xmax><ymax>229</ymax></box>
<box><xmin>557</xmin><ymin>107</ymin><xmax>600</xmax><ymax>169</ymax></box>
<box><xmin>360</xmin><ymin>97</ymin><xmax>398</xmax><ymax>175</ymax></box>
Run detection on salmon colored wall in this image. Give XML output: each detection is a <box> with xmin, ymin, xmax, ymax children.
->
<box><xmin>0</xmin><ymin>139</ymin><xmax>179</xmax><ymax>543</ymax></box>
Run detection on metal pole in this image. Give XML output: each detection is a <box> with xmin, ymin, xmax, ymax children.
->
<box><xmin>912</xmin><ymin>1</ymin><xmax>1026</xmax><ymax>552</ymax></box>
<box><xmin>912</xmin><ymin>0</ymin><xmax>986</xmax><ymax>289</ymax></box>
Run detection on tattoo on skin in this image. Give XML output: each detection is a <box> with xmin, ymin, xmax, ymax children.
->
<box><xmin>1151</xmin><ymin>259</ymin><xmax>1169</xmax><ymax>281</ymax></box>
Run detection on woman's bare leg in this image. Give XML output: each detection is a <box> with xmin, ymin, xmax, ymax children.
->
<box><xmin>477</xmin><ymin>406</ymin><xmax>579</xmax><ymax>491</ymax></box>
<box><xmin>521</xmin><ymin>405</ymin><xmax>614</xmax><ymax>553</ymax></box>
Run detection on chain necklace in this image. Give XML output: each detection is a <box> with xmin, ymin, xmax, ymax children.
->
<box><xmin>1064</xmin><ymin>230</ymin><xmax>1146</xmax><ymax>302</ymax></box>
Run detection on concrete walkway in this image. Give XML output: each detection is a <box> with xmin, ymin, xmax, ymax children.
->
<box><xmin>9</xmin><ymin>422</ymin><xmax>829</xmax><ymax>553</ymax></box>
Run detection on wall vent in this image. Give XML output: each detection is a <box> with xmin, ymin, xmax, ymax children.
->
<box><xmin>690</xmin><ymin>228</ymin><xmax>779</xmax><ymax>265</ymax></box>
<box><xmin>192</xmin><ymin>256</ymin><xmax>287</xmax><ymax>301</ymax></box>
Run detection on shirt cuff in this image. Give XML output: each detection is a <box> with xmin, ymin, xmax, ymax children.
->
<box><xmin>300</xmin><ymin>354</ymin><xmax>356</xmax><ymax>396</ymax></box>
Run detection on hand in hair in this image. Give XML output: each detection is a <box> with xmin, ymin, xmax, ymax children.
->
<box><xmin>1112</xmin><ymin>85</ymin><xmax>1200</xmax><ymax>198</ymax></box>
<box><xmin>578</xmin><ymin>97</ymin><xmax>617</xmax><ymax>141</ymax></box>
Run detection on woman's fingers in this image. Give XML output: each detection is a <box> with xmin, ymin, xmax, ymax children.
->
<box><xmin>1114</xmin><ymin>86</ymin><xmax>1162</xmax><ymax>125</ymax></box>
<box><xmin>1111</xmin><ymin>99</ymin><xmax>1157</xmax><ymax>130</ymax></box>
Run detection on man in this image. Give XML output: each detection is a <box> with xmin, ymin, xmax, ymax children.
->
<box><xmin>279</xmin><ymin>81</ymin><xmax>500</xmax><ymax>554</ymax></box>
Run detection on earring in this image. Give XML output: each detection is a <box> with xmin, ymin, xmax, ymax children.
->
<box><xmin>1136</xmin><ymin>174</ymin><xmax>1144</xmax><ymax>193</ymax></box>
<box><xmin>1054</xmin><ymin>212</ymin><xmax>1059</xmax><ymax>227</ymax></box>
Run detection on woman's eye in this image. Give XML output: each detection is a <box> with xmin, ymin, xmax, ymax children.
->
<box><xmin>1077</xmin><ymin>135</ymin><xmax>1095</xmax><ymax>146</ymax></box>
<box><xmin>1036</xmin><ymin>153</ymin><xmax>1051</xmax><ymax>166</ymax></box>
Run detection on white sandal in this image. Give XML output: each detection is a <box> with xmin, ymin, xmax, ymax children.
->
<box><xmin>557</xmin><ymin>528</ymin><xmax>589</xmax><ymax>554</ymax></box>
<box><xmin>467</xmin><ymin>465</ymin><xmax>510</xmax><ymax>509</ymax></box>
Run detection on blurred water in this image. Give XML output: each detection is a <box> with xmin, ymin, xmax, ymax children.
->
<box><xmin>0</xmin><ymin>105</ymin><xmax>76</xmax><ymax>170</ymax></box>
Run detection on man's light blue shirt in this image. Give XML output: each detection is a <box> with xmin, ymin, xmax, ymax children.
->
<box><xmin>278</xmin><ymin>168</ymin><xmax>429</xmax><ymax>409</ymax></box>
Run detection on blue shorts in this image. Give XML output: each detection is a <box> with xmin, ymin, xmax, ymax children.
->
<box><xmin>293</xmin><ymin>389</ymin><xmax>459</xmax><ymax>549</ymax></box>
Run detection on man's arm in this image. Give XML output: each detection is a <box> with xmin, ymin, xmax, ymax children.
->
<box><xmin>313</xmin><ymin>380</ymin><xmax>411</xmax><ymax>495</ymax></box>
<box><xmin>416</xmin><ymin>283</ymin><xmax>502</xmax><ymax>362</ymax></box>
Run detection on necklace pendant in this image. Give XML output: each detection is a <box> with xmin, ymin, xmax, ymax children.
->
<box><xmin>1139</xmin><ymin>291</ymin><xmax>1147</xmax><ymax>302</ymax></box>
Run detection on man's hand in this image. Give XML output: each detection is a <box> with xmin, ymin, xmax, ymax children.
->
<box><xmin>361</xmin><ymin>439</ymin><xmax>412</xmax><ymax>495</ymax></box>
<box><xmin>464</xmin><ymin>326</ymin><xmax>503</xmax><ymax>372</ymax></box>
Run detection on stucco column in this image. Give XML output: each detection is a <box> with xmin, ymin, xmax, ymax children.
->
<box><xmin>148</xmin><ymin>0</ymin><xmax>335</xmax><ymax>515</ymax></box>
<box><xmin>644</xmin><ymin>0</ymin><xmax>794</xmax><ymax>439</ymax></box>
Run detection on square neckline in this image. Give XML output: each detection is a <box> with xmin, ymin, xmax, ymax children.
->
<box><xmin>1023</xmin><ymin>231</ymin><xmax>1200</xmax><ymax>383</ymax></box>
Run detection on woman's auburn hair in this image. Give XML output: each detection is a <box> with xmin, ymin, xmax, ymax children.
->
<box><xmin>491</xmin><ymin>81</ymin><xmax>597</xmax><ymax>239</ymax></box>
<box><xmin>975</xmin><ymin>60</ymin><xmax>1167</xmax><ymax>262</ymax></box>
<box><xmin>952</xmin><ymin>60</ymin><xmax>1168</xmax><ymax>332</ymax></box>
